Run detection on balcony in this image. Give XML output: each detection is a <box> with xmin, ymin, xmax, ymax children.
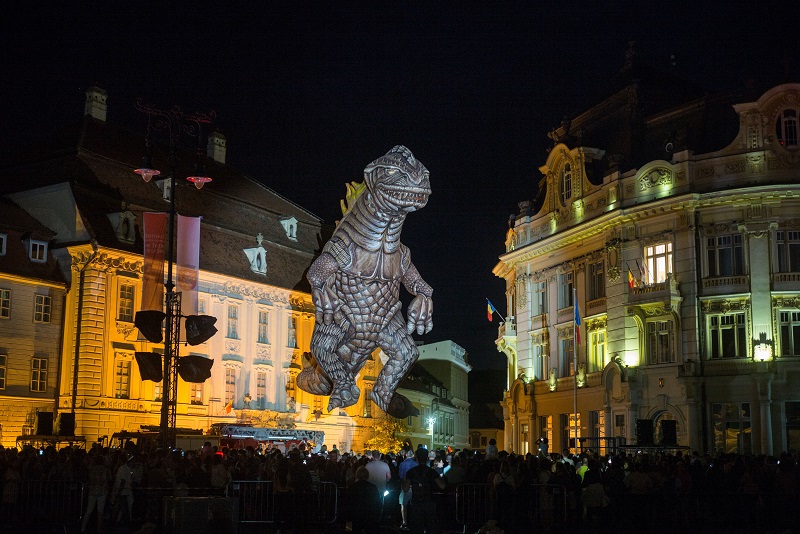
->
<box><xmin>628</xmin><ymin>273</ymin><xmax>681</xmax><ymax>308</ymax></box>
<box><xmin>773</xmin><ymin>272</ymin><xmax>800</xmax><ymax>292</ymax></box>
<box><xmin>498</xmin><ymin>316</ymin><xmax>516</xmax><ymax>339</ymax></box>
<box><xmin>702</xmin><ymin>275</ymin><xmax>749</xmax><ymax>296</ymax></box>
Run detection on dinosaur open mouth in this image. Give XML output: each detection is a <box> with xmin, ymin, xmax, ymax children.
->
<box><xmin>380</xmin><ymin>185</ymin><xmax>430</xmax><ymax>208</ymax></box>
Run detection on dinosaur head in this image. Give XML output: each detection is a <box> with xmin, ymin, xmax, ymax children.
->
<box><xmin>363</xmin><ymin>146</ymin><xmax>431</xmax><ymax>214</ymax></box>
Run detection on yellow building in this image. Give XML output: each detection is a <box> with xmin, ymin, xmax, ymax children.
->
<box><xmin>494</xmin><ymin>72</ymin><xmax>800</xmax><ymax>455</ymax></box>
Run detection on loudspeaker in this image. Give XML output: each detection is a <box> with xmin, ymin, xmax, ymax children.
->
<box><xmin>661</xmin><ymin>420</ymin><xmax>677</xmax><ymax>446</ymax></box>
<box><xmin>57</xmin><ymin>413</ymin><xmax>75</xmax><ymax>436</ymax></box>
<box><xmin>36</xmin><ymin>411</ymin><xmax>54</xmax><ymax>436</ymax></box>
<box><xmin>636</xmin><ymin>419</ymin><xmax>654</xmax><ymax>446</ymax></box>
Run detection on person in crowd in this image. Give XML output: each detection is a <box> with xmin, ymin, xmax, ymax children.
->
<box><xmin>81</xmin><ymin>453</ymin><xmax>112</xmax><ymax>533</ymax></box>
<box><xmin>485</xmin><ymin>438</ymin><xmax>499</xmax><ymax>461</ymax></box>
<box><xmin>398</xmin><ymin>449</ymin><xmax>418</xmax><ymax>531</ymax></box>
<box><xmin>346</xmin><ymin>466</ymin><xmax>382</xmax><ymax>534</ymax></box>
<box><xmin>111</xmin><ymin>452</ymin><xmax>135</xmax><ymax>526</ymax></box>
<box><xmin>403</xmin><ymin>447</ymin><xmax>446</xmax><ymax>534</ymax></box>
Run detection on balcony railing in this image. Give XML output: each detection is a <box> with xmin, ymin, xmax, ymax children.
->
<box><xmin>498</xmin><ymin>317</ymin><xmax>516</xmax><ymax>339</ymax></box>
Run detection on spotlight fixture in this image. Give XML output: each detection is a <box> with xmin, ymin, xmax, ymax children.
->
<box><xmin>184</xmin><ymin>315</ymin><xmax>218</xmax><ymax>345</ymax></box>
<box><xmin>134</xmin><ymin>310</ymin><xmax>167</xmax><ymax>344</ymax></box>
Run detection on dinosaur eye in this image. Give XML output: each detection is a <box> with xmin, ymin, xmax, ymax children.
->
<box><xmin>386</xmin><ymin>168</ymin><xmax>398</xmax><ymax>175</ymax></box>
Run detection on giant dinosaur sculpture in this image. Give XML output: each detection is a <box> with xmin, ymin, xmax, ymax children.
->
<box><xmin>297</xmin><ymin>146</ymin><xmax>433</xmax><ymax>418</ymax></box>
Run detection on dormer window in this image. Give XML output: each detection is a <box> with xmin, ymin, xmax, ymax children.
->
<box><xmin>156</xmin><ymin>178</ymin><xmax>172</xmax><ymax>201</ymax></box>
<box><xmin>560</xmin><ymin>163</ymin><xmax>572</xmax><ymax>204</ymax></box>
<box><xmin>776</xmin><ymin>109</ymin><xmax>799</xmax><ymax>149</ymax></box>
<box><xmin>280</xmin><ymin>217</ymin><xmax>298</xmax><ymax>241</ymax></box>
<box><xmin>29</xmin><ymin>240</ymin><xmax>47</xmax><ymax>263</ymax></box>
<box><xmin>0</xmin><ymin>233</ymin><xmax>6</xmax><ymax>256</ymax></box>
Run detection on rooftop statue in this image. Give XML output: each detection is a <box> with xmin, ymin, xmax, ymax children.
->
<box><xmin>298</xmin><ymin>146</ymin><xmax>433</xmax><ymax>418</ymax></box>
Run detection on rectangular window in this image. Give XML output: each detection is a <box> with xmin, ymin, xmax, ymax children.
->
<box><xmin>589</xmin><ymin>261</ymin><xmax>605</xmax><ymax>300</ymax></box>
<box><xmin>154</xmin><ymin>382</ymin><xmax>162</xmax><ymax>401</ymax></box>
<box><xmin>29</xmin><ymin>240</ymin><xmax>47</xmax><ymax>263</ymax></box>
<box><xmin>481</xmin><ymin>436</ymin><xmax>488</xmax><ymax>447</ymax></box>
<box><xmin>532</xmin><ymin>343</ymin><xmax>545</xmax><ymax>381</ymax></box>
<box><xmin>225</xmin><ymin>368</ymin><xmax>237</xmax><ymax>404</ymax></box>
<box><xmin>0</xmin><ymin>289</ymin><xmax>9</xmax><ymax>319</ymax></box>
<box><xmin>31</xmin><ymin>357</ymin><xmax>47</xmax><ymax>392</ymax></box>
<box><xmin>520</xmin><ymin>423</ymin><xmax>529</xmax><ymax>455</ymax></box>
<box><xmin>190</xmin><ymin>383</ymin><xmax>203</xmax><ymax>405</ymax></box>
<box><xmin>119</xmin><ymin>284</ymin><xmax>135</xmax><ymax>322</ymax></box>
<box><xmin>709</xmin><ymin>313</ymin><xmax>747</xmax><ymax>359</ymax></box>
<box><xmin>256</xmin><ymin>371</ymin><xmax>267</xmax><ymax>409</ymax></box>
<box><xmin>288</xmin><ymin>316</ymin><xmax>297</xmax><ymax>348</ymax></box>
<box><xmin>786</xmin><ymin>402</ymin><xmax>800</xmax><ymax>452</ymax></box>
<box><xmin>258</xmin><ymin>311</ymin><xmax>270</xmax><ymax>344</ymax></box>
<box><xmin>777</xmin><ymin>231</ymin><xmax>800</xmax><ymax>273</ymax></box>
<box><xmin>198</xmin><ymin>299</ymin><xmax>207</xmax><ymax>314</ymax></box>
<box><xmin>115</xmin><ymin>359</ymin><xmax>131</xmax><ymax>398</ymax></box>
<box><xmin>712</xmin><ymin>402</ymin><xmax>752</xmax><ymax>454</ymax></box>
<box><xmin>226</xmin><ymin>304</ymin><xmax>239</xmax><ymax>339</ymax></box>
<box><xmin>707</xmin><ymin>235</ymin><xmax>744</xmax><ymax>277</ymax></box>
<box><xmin>559</xmin><ymin>338</ymin><xmax>574</xmax><ymax>377</ymax></box>
<box><xmin>0</xmin><ymin>354</ymin><xmax>6</xmax><ymax>389</ymax></box>
<box><xmin>590</xmin><ymin>410</ymin><xmax>606</xmax><ymax>454</ymax></box>
<box><xmin>648</xmin><ymin>320</ymin><xmax>675</xmax><ymax>364</ymax></box>
<box><xmin>644</xmin><ymin>242</ymin><xmax>673</xmax><ymax>284</ymax></box>
<box><xmin>533</xmin><ymin>280</ymin><xmax>547</xmax><ymax>316</ymax></box>
<box><xmin>0</xmin><ymin>233</ymin><xmax>6</xmax><ymax>256</ymax></box>
<box><xmin>779</xmin><ymin>311</ymin><xmax>800</xmax><ymax>356</ymax></box>
<box><xmin>558</xmin><ymin>272</ymin><xmax>573</xmax><ymax>309</ymax></box>
<box><xmin>34</xmin><ymin>295</ymin><xmax>51</xmax><ymax>323</ymax></box>
<box><xmin>407</xmin><ymin>415</ymin><xmax>414</xmax><ymax>428</ymax></box>
<box><xmin>363</xmin><ymin>387</ymin><xmax>372</xmax><ymax>417</ymax></box>
<box><xmin>560</xmin><ymin>412</ymin><xmax>580</xmax><ymax>452</ymax></box>
<box><xmin>588</xmin><ymin>329</ymin><xmax>606</xmax><ymax>372</ymax></box>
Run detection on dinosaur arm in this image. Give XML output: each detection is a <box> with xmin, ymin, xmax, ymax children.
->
<box><xmin>402</xmin><ymin>260</ymin><xmax>433</xmax><ymax>335</ymax></box>
<box><xmin>307</xmin><ymin>251</ymin><xmax>340</xmax><ymax>325</ymax></box>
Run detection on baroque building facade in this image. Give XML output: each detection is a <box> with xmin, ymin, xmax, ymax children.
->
<box><xmin>0</xmin><ymin>87</ymin><xmax>467</xmax><ymax>451</ymax></box>
<box><xmin>494</xmin><ymin>79</ymin><xmax>800</xmax><ymax>456</ymax></box>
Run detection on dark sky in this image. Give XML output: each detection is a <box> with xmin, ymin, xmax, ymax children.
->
<box><xmin>3</xmin><ymin>3</ymin><xmax>797</xmax><ymax>369</ymax></box>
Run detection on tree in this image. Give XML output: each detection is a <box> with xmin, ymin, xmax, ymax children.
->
<box><xmin>364</xmin><ymin>416</ymin><xmax>408</xmax><ymax>454</ymax></box>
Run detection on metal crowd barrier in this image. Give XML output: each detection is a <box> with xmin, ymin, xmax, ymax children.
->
<box><xmin>0</xmin><ymin>479</ymin><xmax>85</xmax><ymax>528</ymax></box>
<box><xmin>454</xmin><ymin>482</ymin><xmax>572</xmax><ymax>531</ymax></box>
<box><xmin>230</xmin><ymin>480</ymin><xmax>338</xmax><ymax>526</ymax></box>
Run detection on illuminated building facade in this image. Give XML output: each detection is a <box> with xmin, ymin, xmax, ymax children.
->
<box><xmin>0</xmin><ymin>87</ymin><xmax>465</xmax><ymax>452</ymax></box>
<box><xmin>494</xmin><ymin>77</ymin><xmax>800</xmax><ymax>456</ymax></box>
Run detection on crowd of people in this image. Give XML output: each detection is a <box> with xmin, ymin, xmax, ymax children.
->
<box><xmin>1</xmin><ymin>437</ymin><xmax>800</xmax><ymax>533</ymax></box>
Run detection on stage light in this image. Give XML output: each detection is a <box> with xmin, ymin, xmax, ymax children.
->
<box><xmin>134</xmin><ymin>310</ymin><xmax>166</xmax><ymax>343</ymax></box>
<box><xmin>177</xmin><ymin>355</ymin><xmax>214</xmax><ymax>383</ymax></box>
<box><xmin>185</xmin><ymin>315</ymin><xmax>218</xmax><ymax>345</ymax></box>
<box><xmin>135</xmin><ymin>351</ymin><xmax>163</xmax><ymax>382</ymax></box>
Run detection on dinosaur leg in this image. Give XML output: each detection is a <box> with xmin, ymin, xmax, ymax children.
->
<box><xmin>326</xmin><ymin>338</ymin><xmax>374</xmax><ymax>412</ymax></box>
<box><xmin>296</xmin><ymin>351</ymin><xmax>333</xmax><ymax>395</ymax></box>
<box><xmin>371</xmin><ymin>314</ymin><xmax>421</xmax><ymax>419</ymax></box>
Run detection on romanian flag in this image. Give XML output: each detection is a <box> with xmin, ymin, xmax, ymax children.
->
<box><xmin>628</xmin><ymin>269</ymin><xmax>635</xmax><ymax>288</ymax></box>
<box><xmin>574</xmin><ymin>299</ymin><xmax>581</xmax><ymax>345</ymax></box>
<box><xmin>487</xmin><ymin>299</ymin><xmax>499</xmax><ymax>322</ymax></box>
<box><xmin>225</xmin><ymin>399</ymin><xmax>233</xmax><ymax>414</ymax></box>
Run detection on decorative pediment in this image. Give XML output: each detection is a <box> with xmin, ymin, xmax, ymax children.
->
<box><xmin>107</xmin><ymin>210</ymin><xmax>137</xmax><ymax>244</ymax></box>
<box><xmin>243</xmin><ymin>233</ymin><xmax>267</xmax><ymax>275</ymax></box>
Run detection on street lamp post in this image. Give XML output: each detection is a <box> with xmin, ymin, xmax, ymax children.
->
<box><xmin>428</xmin><ymin>416</ymin><xmax>435</xmax><ymax>451</ymax></box>
<box><xmin>134</xmin><ymin>99</ymin><xmax>214</xmax><ymax>449</ymax></box>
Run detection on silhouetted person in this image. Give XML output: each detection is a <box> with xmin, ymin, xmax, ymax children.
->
<box><xmin>403</xmin><ymin>447</ymin><xmax>446</xmax><ymax>534</ymax></box>
<box><xmin>346</xmin><ymin>466</ymin><xmax>382</xmax><ymax>534</ymax></box>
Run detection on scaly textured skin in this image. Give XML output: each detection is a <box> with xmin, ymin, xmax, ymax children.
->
<box><xmin>297</xmin><ymin>146</ymin><xmax>432</xmax><ymax>418</ymax></box>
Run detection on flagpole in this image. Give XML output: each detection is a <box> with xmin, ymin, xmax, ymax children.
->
<box><xmin>573</xmin><ymin>287</ymin><xmax>578</xmax><ymax>455</ymax></box>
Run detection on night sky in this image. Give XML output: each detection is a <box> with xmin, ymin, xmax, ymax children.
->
<box><xmin>2</xmin><ymin>3</ymin><xmax>797</xmax><ymax>370</ymax></box>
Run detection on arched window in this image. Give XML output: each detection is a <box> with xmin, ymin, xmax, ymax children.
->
<box><xmin>560</xmin><ymin>163</ymin><xmax>572</xmax><ymax>204</ymax></box>
<box><xmin>776</xmin><ymin>109</ymin><xmax>798</xmax><ymax>148</ymax></box>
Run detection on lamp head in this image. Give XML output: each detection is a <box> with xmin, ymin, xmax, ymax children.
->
<box><xmin>134</xmin><ymin>310</ymin><xmax>166</xmax><ymax>343</ymax></box>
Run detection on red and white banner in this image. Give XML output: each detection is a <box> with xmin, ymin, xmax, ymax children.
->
<box><xmin>142</xmin><ymin>212</ymin><xmax>167</xmax><ymax>311</ymax></box>
<box><xmin>177</xmin><ymin>215</ymin><xmax>201</xmax><ymax>315</ymax></box>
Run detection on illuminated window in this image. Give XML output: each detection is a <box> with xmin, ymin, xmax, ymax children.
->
<box><xmin>588</xmin><ymin>329</ymin><xmax>606</xmax><ymax>372</ymax></box>
<box><xmin>590</xmin><ymin>410</ymin><xmax>606</xmax><ymax>453</ymax></box>
<box><xmin>226</xmin><ymin>304</ymin><xmax>239</xmax><ymax>339</ymax></box>
<box><xmin>118</xmin><ymin>283</ymin><xmax>135</xmax><ymax>322</ymax></box>
<box><xmin>0</xmin><ymin>233</ymin><xmax>6</xmax><ymax>256</ymax></box>
<box><xmin>256</xmin><ymin>371</ymin><xmax>267</xmax><ymax>409</ymax></box>
<box><xmin>588</xmin><ymin>260</ymin><xmax>605</xmax><ymax>300</ymax></box>
<box><xmin>560</xmin><ymin>412</ymin><xmax>580</xmax><ymax>451</ymax></box>
<box><xmin>707</xmin><ymin>235</ymin><xmax>744</xmax><ymax>277</ymax></box>
<box><xmin>0</xmin><ymin>289</ymin><xmax>9</xmax><ymax>319</ymax></box>
<box><xmin>647</xmin><ymin>320</ymin><xmax>675</xmax><ymax>364</ymax></box>
<box><xmin>363</xmin><ymin>386</ymin><xmax>373</xmax><ymax>417</ymax></box>
<box><xmin>558</xmin><ymin>272</ymin><xmax>573</xmax><ymax>309</ymax></box>
<box><xmin>288</xmin><ymin>316</ymin><xmax>297</xmax><ymax>348</ymax></box>
<box><xmin>708</xmin><ymin>313</ymin><xmax>747</xmax><ymax>359</ymax></box>
<box><xmin>29</xmin><ymin>240</ymin><xmax>47</xmax><ymax>263</ymax></box>
<box><xmin>258</xmin><ymin>310</ymin><xmax>270</xmax><ymax>344</ymax></box>
<box><xmin>0</xmin><ymin>353</ymin><xmax>6</xmax><ymax>390</ymax></box>
<box><xmin>539</xmin><ymin>415</ymin><xmax>553</xmax><ymax>446</ymax></box>
<box><xmin>115</xmin><ymin>359</ymin><xmax>131</xmax><ymax>398</ymax></box>
<box><xmin>560</xmin><ymin>163</ymin><xmax>572</xmax><ymax>204</ymax></box>
<box><xmin>776</xmin><ymin>109</ymin><xmax>798</xmax><ymax>148</ymax></box>
<box><xmin>644</xmin><ymin>242</ymin><xmax>673</xmax><ymax>284</ymax></box>
<box><xmin>190</xmin><ymin>383</ymin><xmax>203</xmax><ymax>405</ymax></box>
<box><xmin>532</xmin><ymin>343</ymin><xmax>545</xmax><ymax>380</ymax></box>
<box><xmin>712</xmin><ymin>402</ymin><xmax>751</xmax><ymax>454</ymax></box>
<box><xmin>154</xmin><ymin>382</ymin><xmax>162</xmax><ymax>401</ymax></box>
<box><xmin>31</xmin><ymin>357</ymin><xmax>47</xmax><ymax>392</ymax></box>
<box><xmin>532</xmin><ymin>280</ymin><xmax>547</xmax><ymax>315</ymax></box>
<box><xmin>777</xmin><ymin>231</ymin><xmax>800</xmax><ymax>273</ymax></box>
<box><xmin>779</xmin><ymin>311</ymin><xmax>800</xmax><ymax>357</ymax></box>
<box><xmin>34</xmin><ymin>295</ymin><xmax>51</xmax><ymax>323</ymax></box>
<box><xmin>520</xmin><ymin>423</ymin><xmax>529</xmax><ymax>455</ymax></box>
<box><xmin>225</xmin><ymin>368</ymin><xmax>237</xmax><ymax>404</ymax></box>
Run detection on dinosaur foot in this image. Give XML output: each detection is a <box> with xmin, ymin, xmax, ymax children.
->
<box><xmin>327</xmin><ymin>382</ymin><xmax>360</xmax><ymax>412</ymax></box>
<box><xmin>384</xmin><ymin>392</ymin><xmax>420</xmax><ymax>419</ymax></box>
<box><xmin>296</xmin><ymin>352</ymin><xmax>333</xmax><ymax>395</ymax></box>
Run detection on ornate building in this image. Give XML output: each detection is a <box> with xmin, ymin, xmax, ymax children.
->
<box><xmin>0</xmin><ymin>87</ymin><xmax>466</xmax><ymax>451</ymax></box>
<box><xmin>494</xmin><ymin>73</ymin><xmax>800</xmax><ymax>455</ymax></box>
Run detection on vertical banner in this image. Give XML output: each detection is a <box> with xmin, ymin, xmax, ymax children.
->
<box><xmin>177</xmin><ymin>215</ymin><xmax>201</xmax><ymax>315</ymax></box>
<box><xmin>142</xmin><ymin>212</ymin><xmax>167</xmax><ymax>311</ymax></box>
